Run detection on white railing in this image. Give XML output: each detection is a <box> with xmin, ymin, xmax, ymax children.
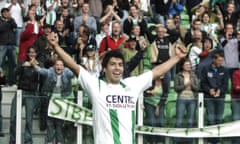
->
<box><xmin>13</xmin><ymin>90</ymin><xmax>217</xmax><ymax>144</ymax></box>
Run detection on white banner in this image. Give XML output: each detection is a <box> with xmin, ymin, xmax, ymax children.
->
<box><xmin>48</xmin><ymin>98</ymin><xmax>240</xmax><ymax>138</ymax></box>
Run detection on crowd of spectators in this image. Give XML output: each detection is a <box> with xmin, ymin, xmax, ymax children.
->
<box><xmin>1</xmin><ymin>0</ymin><xmax>240</xmax><ymax>144</ymax></box>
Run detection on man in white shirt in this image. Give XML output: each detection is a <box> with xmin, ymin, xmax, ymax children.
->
<box><xmin>46</xmin><ymin>32</ymin><xmax>187</xmax><ymax>144</ymax></box>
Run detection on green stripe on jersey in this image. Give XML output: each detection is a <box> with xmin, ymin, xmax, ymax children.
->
<box><xmin>109</xmin><ymin>109</ymin><xmax>121</xmax><ymax>144</ymax></box>
<box><xmin>132</xmin><ymin>111</ymin><xmax>135</xmax><ymax>144</ymax></box>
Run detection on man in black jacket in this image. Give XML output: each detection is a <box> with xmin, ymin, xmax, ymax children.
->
<box><xmin>0</xmin><ymin>8</ymin><xmax>17</xmax><ymax>85</ymax></box>
<box><xmin>201</xmin><ymin>51</ymin><xmax>229</xmax><ymax>144</ymax></box>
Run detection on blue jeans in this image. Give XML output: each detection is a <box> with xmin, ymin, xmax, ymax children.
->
<box><xmin>0</xmin><ymin>87</ymin><xmax>2</xmax><ymax>132</ymax></box>
<box><xmin>174</xmin><ymin>99</ymin><xmax>196</xmax><ymax>144</ymax></box>
<box><xmin>204</xmin><ymin>97</ymin><xmax>225</xmax><ymax>143</ymax></box>
<box><xmin>205</xmin><ymin>98</ymin><xmax>225</xmax><ymax>125</ymax></box>
<box><xmin>47</xmin><ymin>117</ymin><xmax>64</xmax><ymax>143</ymax></box>
<box><xmin>231</xmin><ymin>99</ymin><xmax>240</xmax><ymax>144</ymax></box>
<box><xmin>0</xmin><ymin>45</ymin><xmax>17</xmax><ymax>85</ymax></box>
<box><xmin>9</xmin><ymin>91</ymin><xmax>38</xmax><ymax>144</ymax></box>
<box><xmin>144</xmin><ymin>103</ymin><xmax>165</xmax><ymax>143</ymax></box>
<box><xmin>15</xmin><ymin>27</ymin><xmax>23</xmax><ymax>46</ymax></box>
<box><xmin>176</xmin><ymin>99</ymin><xmax>197</xmax><ymax>128</ymax></box>
<box><xmin>161</xmin><ymin>71</ymin><xmax>171</xmax><ymax>103</ymax></box>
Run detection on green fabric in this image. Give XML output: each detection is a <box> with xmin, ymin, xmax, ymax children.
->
<box><xmin>144</xmin><ymin>86</ymin><xmax>162</xmax><ymax>107</ymax></box>
<box><xmin>109</xmin><ymin>109</ymin><xmax>121</xmax><ymax>144</ymax></box>
<box><xmin>143</xmin><ymin>44</ymin><xmax>152</xmax><ymax>71</ymax></box>
<box><xmin>131</xmin><ymin>111</ymin><xmax>135</xmax><ymax>144</ymax></box>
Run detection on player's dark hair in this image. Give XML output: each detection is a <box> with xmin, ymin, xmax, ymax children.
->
<box><xmin>102</xmin><ymin>49</ymin><xmax>125</xmax><ymax>68</ymax></box>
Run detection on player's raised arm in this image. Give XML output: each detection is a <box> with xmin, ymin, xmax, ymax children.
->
<box><xmin>152</xmin><ymin>44</ymin><xmax>187</xmax><ymax>80</ymax></box>
<box><xmin>47</xmin><ymin>32</ymin><xmax>80</xmax><ymax>76</ymax></box>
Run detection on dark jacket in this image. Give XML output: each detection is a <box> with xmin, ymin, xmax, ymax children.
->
<box><xmin>16</xmin><ymin>61</ymin><xmax>43</xmax><ymax>92</ymax></box>
<box><xmin>0</xmin><ymin>17</ymin><xmax>17</xmax><ymax>45</ymax></box>
<box><xmin>201</xmin><ymin>64</ymin><xmax>229</xmax><ymax>98</ymax></box>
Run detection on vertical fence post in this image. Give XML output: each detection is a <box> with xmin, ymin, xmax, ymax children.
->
<box><xmin>137</xmin><ymin>93</ymin><xmax>144</xmax><ymax>144</ymax></box>
<box><xmin>16</xmin><ymin>90</ymin><xmax>22</xmax><ymax>144</ymax></box>
<box><xmin>77</xmin><ymin>91</ymin><xmax>83</xmax><ymax>144</ymax></box>
<box><xmin>198</xmin><ymin>93</ymin><xmax>204</xmax><ymax>144</ymax></box>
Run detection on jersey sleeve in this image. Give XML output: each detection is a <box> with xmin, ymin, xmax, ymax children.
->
<box><xmin>77</xmin><ymin>66</ymin><xmax>99</xmax><ymax>99</ymax></box>
<box><xmin>124</xmin><ymin>71</ymin><xmax>153</xmax><ymax>97</ymax></box>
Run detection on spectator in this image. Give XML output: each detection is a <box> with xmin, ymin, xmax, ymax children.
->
<box><xmin>31</xmin><ymin>58</ymin><xmax>74</xmax><ymax>144</ymax></box>
<box><xmin>9</xmin><ymin>46</ymin><xmax>43</xmax><ymax>144</ymax></box>
<box><xmin>174</xmin><ymin>58</ymin><xmax>200</xmax><ymax>144</ymax></box>
<box><xmin>74</xmin><ymin>2</ymin><xmax>97</xmax><ymax>32</ymax></box>
<box><xmin>45</xmin><ymin>0</ymin><xmax>58</xmax><ymax>26</ymax></box>
<box><xmin>188</xmin><ymin>30</ymin><xmax>203</xmax><ymax>70</ymax></box>
<box><xmin>150</xmin><ymin>25</ymin><xmax>173</xmax><ymax>112</ymax></box>
<box><xmin>18</xmin><ymin>4</ymin><xmax>44</xmax><ymax>63</ymax></box>
<box><xmin>221</xmin><ymin>2</ymin><xmax>240</xmax><ymax>27</ymax></box>
<box><xmin>152</xmin><ymin>0</ymin><xmax>172</xmax><ymax>24</ymax></box>
<box><xmin>72</xmin><ymin>0</ymin><xmax>84</xmax><ymax>17</ymax></box>
<box><xmin>120</xmin><ymin>35</ymin><xmax>143</xmax><ymax>76</ymax></box>
<box><xmin>197</xmin><ymin>37</ymin><xmax>216</xmax><ymax>79</ymax></box>
<box><xmin>0</xmin><ymin>8</ymin><xmax>17</xmax><ymax>86</ymax></box>
<box><xmin>33</xmin><ymin>24</ymin><xmax>54</xmax><ymax>131</ymax></box>
<box><xmin>0</xmin><ymin>69</ymin><xmax>5</xmax><ymax>137</ymax></box>
<box><xmin>95</xmin><ymin>22</ymin><xmax>110</xmax><ymax>50</ymax></box>
<box><xmin>5</xmin><ymin>0</ymin><xmax>25</xmax><ymax>46</ymax></box>
<box><xmin>201</xmin><ymin>51</ymin><xmax>229</xmax><ymax>144</ymax></box>
<box><xmin>123</xmin><ymin>4</ymin><xmax>147</xmax><ymax>36</ymax></box>
<box><xmin>74</xmin><ymin>24</ymin><xmax>97</xmax><ymax>64</ymax></box>
<box><xmin>184</xmin><ymin>19</ymin><xmax>207</xmax><ymax>46</ymax></box>
<box><xmin>99</xmin><ymin>4</ymin><xmax>121</xmax><ymax>34</ymax></box>
<box><xmin>81</xmin><ymin>44</ymin><xmax>101</xmax><ymax>78</ymax></box>
<box><xmin>219</xmin><ymin>23</ymin><xmax>240</xmax><ymax>77</ymax></box>
<box><xmin>99</xmin><ymin>21</ymin><xmax>126</xmax><ymax>58</ymax></box>
<box><xmin>33</xmin><ymin>24</ymin><xmax>54</xmax><ymax>68</ymax></box>
<box><xmin>231</xmin><ymin>68</ymin><xmax>240</xmax><ymax>144</ymax></box>
<box><xmin>143</xmin><ymin>78</ymin><xmax>163</xmax><ymax>144</ymax></box>
<box><xmin>201</xmin><ymin>12</ymin><xmax>223</xmax><ymax>43</ymax></box>
<box><xmin>130</xmin><ymin>0</ymin><xmax>153</xmax><ymax>22</ymax></box>
<box><xmin>57</xmin><ymin>0</ymin><xmax>73</xmax><ymax>16</ymax></box>
<box><xmin>56</xmin><ymin>8</ymin><xmax>75</xmax><ymax>53</ymax></box>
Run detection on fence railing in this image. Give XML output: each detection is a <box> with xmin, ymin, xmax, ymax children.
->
<box><xmin>14</xmin><ymin>90</ymin><xmax>235</xmax><ymax>144</ymax></box>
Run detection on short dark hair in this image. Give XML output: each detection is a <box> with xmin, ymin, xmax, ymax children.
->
<box><xmin>1</xmin><ymin>8</ymin><xmax>9</xmax><ymax>14</ymax></box>
<box><xmin>102</xmin><ymin>50</ymin><xmax>125</xmax><ymax>68</ymax></box>
<box><xmin>212</xmin><ymin>50</ymin><xmax>224</xmax><ymax>59</ymax></box>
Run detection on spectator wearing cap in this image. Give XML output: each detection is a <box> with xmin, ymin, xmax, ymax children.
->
<box><xmin>0</xmin><ymin>7</ymin><xmax>17</xmax><ymax>85</ymax></box>
<box><xmin>120</xmin><ymin>35</ymin><xmax>142</xmax><ymax>76</ymax></box>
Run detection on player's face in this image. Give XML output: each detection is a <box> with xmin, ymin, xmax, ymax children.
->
<box><xmin>104</xmin><ymin>57</ymin><xmax>124</xmax><ymax>84</ymax></box>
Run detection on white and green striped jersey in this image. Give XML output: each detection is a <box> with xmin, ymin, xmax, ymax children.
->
<box><xmin>78</xmin><ymin>66</ymin><xmax>152</xmax><ymax>144</ymax></box>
